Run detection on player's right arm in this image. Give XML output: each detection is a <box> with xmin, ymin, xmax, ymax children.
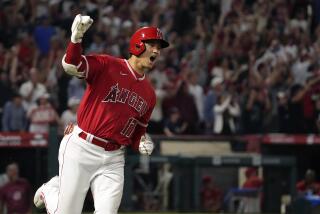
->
<box><xmin>62</xmin><ymin>14</ymin><xmax>106</xmax><ymax>83</ymax></box>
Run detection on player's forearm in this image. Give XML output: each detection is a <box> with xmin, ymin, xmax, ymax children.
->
<box><xmin>65</xmin><ymin>42</ymin><xmax>83</xmax><ymax>66</ymax></box>
<box><xmin>62</xmin><ymin>43</ymin><xmax>86</xmax><ymax>78</ymax></box>
<box><xmin>131</xmin><ymin>136</ymin><xmax>143</xmax><ymax>151</ymax></box>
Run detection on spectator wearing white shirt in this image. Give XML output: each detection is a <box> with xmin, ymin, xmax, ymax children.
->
<box><xmin>19</xmin><ymin>68</ymin><xmax>47</xmax><ymax>111</ymax></box>
<box><xmin>27</xmin><ymin>93</ymin><xmax>59</xmax><ymax>134</ymax></box>
<box><xmin>204</xmin><ymin>77</ymin><xmax>224</xmax><ymax>133</ymax></box>
<box><xmin>213</xmin><ymin>94</ymin><xmax>240</xmax><ymax>135</ymax></box>
<box><xmin>188</xmin><ymin>72</ymin><xmax>204</xmax><ymax>122</ymax></box>
<box><xmin>59</xmin><ymin>97</ymin><xmax>80</xmax><ymax>135</ymax></box>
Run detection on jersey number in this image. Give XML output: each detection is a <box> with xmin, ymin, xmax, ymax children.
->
<box><xmin>121</xmin><ymin>118</ymin><xmax>138</xmax><ymax>138</ymax></box>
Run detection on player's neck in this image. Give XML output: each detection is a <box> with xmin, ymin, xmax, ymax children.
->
<box><xmin>127</xmin><ymin>57</ymin><xmax>146</xmax><ymax>76</ymax></box>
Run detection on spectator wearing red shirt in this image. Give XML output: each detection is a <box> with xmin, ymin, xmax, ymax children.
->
<box><xmin>0</xmin><ymin>163</ymin><xmax>32</xmax><ymax>214</ymax></box>
<box><xmin>296</xmin><ymin>169</ymin><xmax>320</xmax><ymax>196</ymax></box>
<box><xmin>243</xmin><ymin>167</ymin><xmax>263</xmax><ymax>189</ymax></box>
<box><xmin>200</xmin><ymin>175</ymin><xmax>223</xmax><ymax>212</ymax></box>
<box><xmin>238</xmin><ymin>168</ymin><xmax>263</xmax><ymax>213</ymax></box>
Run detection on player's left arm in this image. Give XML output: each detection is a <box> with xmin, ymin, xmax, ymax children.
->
<box><xmin>131</xmin><ymin>98</ymin><xmax>156</xmax><ymax>155</ymax></box>
<box><xmin>130</xmin><ymin>126</ymin><xmax>148</xmax><ymax>151</ymax></box>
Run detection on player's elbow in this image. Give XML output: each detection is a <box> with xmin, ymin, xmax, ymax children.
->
<box><xmin>61</xmin><ymin>54</ymin><xmax>84</xmax><ymax>78</ymax></box>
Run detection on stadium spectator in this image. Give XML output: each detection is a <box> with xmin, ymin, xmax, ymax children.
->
<box><xmin>17</xmin><ymin>33</ymin><xmax>38</xmax><ymax>69</ymax></box>
<box><xmin>33</xmin><ymin>16</ymin><xmax>56</xmax><ymax>56</ymax></box>
<box><xmin>2</xmin><ymin>93</ymin><xmax>27</xmax><ymax>132</ymax></box>
<box><xmin>204</xmin><ymin>76</ymin><xmax>224</xmax><ymax>134</ymax></box>
<box><xmin>59</xmin><ymin>97</ymin><xmax>80</xmax><ymax>135</ymax></box>
<box><xmin>148</xmin><ymin>78</ymin><xmax>166</xmax><ymax>134</ymax></box>
<box><xmin>242</xmin><ymin>168</ymin><xmax>263</xmax><ymax>189</ymax></box>
<box><xmin>213</xmin><ymin>92</ymin><xmax>240</xmax><ymax>135</ymax></box>
<box><xmin>19</xmin><ymin>67</ymin><xmax>47</xmax><ymax>111</ymax></box>
<box><xmin>238</xmin><ymin>167</ymin><xmax>263</xmax><ymax>213</ymax></box>
<box><xmin>163</xmin><ymin>107</ymin><xmax>187</xmax><ymax>137</ymax></box>
<box><xmin>187</xmin><ymin>72</ymin><xmax>205</xmax><ymax>124</ymax></box>
<box><xmin>242</xmin><ymin>85</ymin><xmax>271</xmax><ymax>134</ymax></box>
<box><xmin>148</xmin><ymin>56</ymin><xmax>169</xmax><ymax>90</ymax></box>
<box><xmin>67</xmin><ymin>76</ymin><xmax>85</xmax><ymax>100</ymax></box>
<box><xmin>277</xmin><ymin>90</ymin><xmax>291</xmax><ymax>133</ymax></box>
<box><xmin>200</xmin><ymin>175</ymin><xmax>223</xmax><ymax>212</ymax></box>
<box><xmin>0</xmin><ymin>165</ymin><xmax>9</xmax><ymax>214</ymax></box>
<box><xmin>174</xmin><ymin>81</ymin><xmax>199</xmax><ymax>134</ymax></box>
<box><xmin>0</xmin><ymin>163</ymin><xmax>32</xmax><ymax>214</ymax></box>
<box><xmin>0</xmin><ymin>71</ymin><xmax>14</xmax><ymax>130</ymax></box>
<box><xmin>27</xmin><ymin>93</ymin><xmax>59</xmax><ymax>134</ymax></box>
<box><xmin>287</xmin><ymin>76</ymin><xmax>320</xmax><ymax>133</ymax></box>
<box><xmin>296</xmin><ymin>169</ymin><xmax>320</xmax><ymax>196</ymax></box>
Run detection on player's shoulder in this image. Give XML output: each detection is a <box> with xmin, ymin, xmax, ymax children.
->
<box><xmin>88</xmin><ymin>54</ymin><xmax>125</xmax><ymax>70</ymax></box>
<box><xmin>87</xmin><ymin>54</ymin><xmax>122</xmax><ymax>63</ymax></box>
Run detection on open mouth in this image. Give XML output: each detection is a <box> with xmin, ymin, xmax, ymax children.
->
<box><xmin>150</xmin><ymin>56</ymin><xmax>156</xmax><ymax>62</ymax></box>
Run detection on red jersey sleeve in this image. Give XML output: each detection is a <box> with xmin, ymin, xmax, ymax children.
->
<box><xmin>64</xmin><ymin>42</ymin><xmax>110</xmax><ymax>84</ymax></box>
<box><xmin>82</xmin><ymin>55</ymin><xmax>110</xmax><ymax>84</ymax></box>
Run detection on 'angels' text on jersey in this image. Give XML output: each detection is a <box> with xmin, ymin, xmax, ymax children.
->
<box><xmin>103</xmin><ymin>83</ymin><xmax>148</xmax><ymax>117</ymax></box>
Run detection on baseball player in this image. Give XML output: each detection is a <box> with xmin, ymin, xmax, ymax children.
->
<box><xmin>33</xmin><ymin>14</ymin><xmax>169</xmax><ymax>214</ymax></box>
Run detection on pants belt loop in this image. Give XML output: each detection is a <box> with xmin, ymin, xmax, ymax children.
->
<box><xmin>86</xmin><ymin>133</ymin><xmax>94</xmax><ymax>143</ymax></box>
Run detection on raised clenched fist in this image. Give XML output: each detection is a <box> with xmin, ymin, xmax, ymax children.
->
<box><xmin>71</xmin><ymin>14</ymin><xmax>93</xmax><ymax>43</ymax></box>
<box><xmin>139</xmin><ymin>134</ymin><xmax>154</xmax><ymax>156</ymax></box>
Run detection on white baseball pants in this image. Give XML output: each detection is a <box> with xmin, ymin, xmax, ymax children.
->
<box><xmin>41</xmin><ymin>126</ymin><xmax>125</xmax><ymax>214</ymax></box>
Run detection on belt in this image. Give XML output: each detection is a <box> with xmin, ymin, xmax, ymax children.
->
<box><xmin>78</xmin><ymin>132</ymin><xmax>121</xmax><ymax>151</ymax></box>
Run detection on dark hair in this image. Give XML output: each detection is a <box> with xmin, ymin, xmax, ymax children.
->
<box><xmin>290</xmin><ymin>84</ymin><xmax>302</xmax><ymax>97</ymax></box>
<box><xmin>176</xmin><ymin>81</ymin><xmax>188</xmax><ymax>96</ymax></box>
<box><xmin>12</xmin><ymin>91</ymin><xmax>22</xmax><ymax>99</ymax></box>
<box><xmin>169</xmin><ymin>107</ymin><xmax>179</xmax><ymax>114</ymax></box>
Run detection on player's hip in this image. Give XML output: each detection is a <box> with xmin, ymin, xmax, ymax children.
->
<box><xmin>61</xmin><ymin>125</ymin><xmax>125</xmax><ymax>158</ymax></box>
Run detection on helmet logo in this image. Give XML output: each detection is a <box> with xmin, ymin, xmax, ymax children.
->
<box><xmin>156</xmin><ymin>28</ymin><xmax>163</xmax><ymax>39</ymax></box>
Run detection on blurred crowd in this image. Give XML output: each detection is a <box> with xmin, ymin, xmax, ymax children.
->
<box><xmin>0</xmin><ymin>0</ymin><xmax>320</xmax><ymax>136</ymax></box>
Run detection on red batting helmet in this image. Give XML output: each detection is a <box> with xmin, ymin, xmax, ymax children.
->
<box><xmin>129</xmin><ymin>27</ymin><xmax>169</xmax><ymax>56</ymax></box>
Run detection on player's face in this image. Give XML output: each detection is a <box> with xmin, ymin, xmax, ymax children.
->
<box><xmin>139</xmin><ymin>40</ymin><xmax>161</xmax><ymax>70</ymax></box>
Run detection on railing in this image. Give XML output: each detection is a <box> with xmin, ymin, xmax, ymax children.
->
<box><xmin>1</xmin><ymin>129</ymin><xmax>319</xmax><ymax>213</ymax></box>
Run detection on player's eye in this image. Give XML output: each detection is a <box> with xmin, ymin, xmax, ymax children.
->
<box><xmin>146</xmin><ymin>40</ymin><xmax>161</xmax><ymax>49</ymax></box>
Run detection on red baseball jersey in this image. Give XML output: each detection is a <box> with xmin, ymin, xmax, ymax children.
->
<box><xmin>0</xmin><ymin>178</ymin><xmax>32</xmax><ymax>213</ymax></box>
<box><xmin>65</xmin><ymin>43</ymin><xmax>156</xmax><ymax>149</ymax></box>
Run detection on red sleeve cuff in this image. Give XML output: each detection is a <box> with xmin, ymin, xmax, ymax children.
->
<box><xmin>65</xmin><ymin>42</ymin><xmax>82</xmax><ymax>65</ymax></box>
